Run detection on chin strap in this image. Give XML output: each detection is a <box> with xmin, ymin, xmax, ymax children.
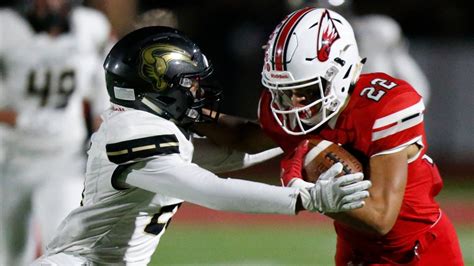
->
<box><xmin>138</xmin><ymin>95</ymin><xmax>198</xmax><ymax>137</ymax></box>
<box><xmin>350</xmin><ymin>58</ymin><xmax>366</xmax><ymax>85</ymax></box>
<box><xmin>139</xmin><ymin>97</ymin><xmax>176</xmax><ymax>122</ymax></box>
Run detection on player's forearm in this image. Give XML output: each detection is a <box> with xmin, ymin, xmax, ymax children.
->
<box><xmin>193</xmin><ymin>135</ymin><xmax>283</xmax><ymax>173</ymax></box>
<box><xmin>326</xmin><ymin>199</ymin><xmax>399</xmax><ymax>236</ymax></box>
<box><xmin>124</xmin><ymin>157</ymin><xmax>299</xmax><ymax>215</ymax></box>
<box><xmin>192</xmin><ymin>114</ymin><xmax>278</xmax><ymax>153</ymax></box>
<box><xmin>229</xmin><ymin>119</ymin><xmax>279</xmax><ymax>153</ymax></box>
<box><xmin>326</xmin><ymin>152</ymin><xmax>407</xmax><ymax>236</ymax></box>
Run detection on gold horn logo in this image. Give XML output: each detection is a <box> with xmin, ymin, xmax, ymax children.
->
<box><xmin>139</xmin><ymin>44</ymin><xmax>196</xmax><ymax>91</ymax></box>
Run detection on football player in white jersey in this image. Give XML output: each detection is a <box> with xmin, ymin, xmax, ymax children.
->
<box><xmin>32</xmin><ymin>26</ymin><xmax>372</xmax><ymax>265</ymax></box>
<box><xmin>0</xmin><ymin>1</ymin><xmax>111</xmax><ymax>265</ymax></box>
<box><xmin>352</xmin><ymin>14</ymin><xmax>431</xmax><ymax>105</ymax></box>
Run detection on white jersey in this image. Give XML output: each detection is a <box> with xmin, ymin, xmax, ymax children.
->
<box><xmin>0</xmin><ymin>7</ymin><xmax>110</xmax><ymax>153</ymax></box>
<box><xmin>46</xmin><ymin>109</ymin><xmax>187</xmax><ymax>265</ymax></box>
<box><xmin>45</xmin><ymin>108</ymin><xmax>298</xmax><ymax>265</ymax></box>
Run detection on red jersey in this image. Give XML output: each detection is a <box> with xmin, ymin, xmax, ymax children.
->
<box><xmin>259</xmin><ymin>73</ymin><xmax>448</xmax><ymax>261</ymax></box>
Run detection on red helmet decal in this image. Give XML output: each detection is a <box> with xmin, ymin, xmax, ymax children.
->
<box><xmin>317</xmin><ymin>10</ymin><xmax>340</xmax><ymax>62</ymax></box>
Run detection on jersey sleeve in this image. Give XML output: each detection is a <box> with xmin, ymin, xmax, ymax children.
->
<box><xmin>72</xmin><ymin>7</ymin><xmax>111</xmax><ymax>54</ymax></box>
<box><xmin>104</xmin><ymin>111</ymin><xmax>187</xmax><ymax>165</ymax></box>
<box><xmin>0</xmin><ymin>10</ymin><xmax>6</xmax><ymax>60</ymax></box>
<box><xmin>0</xmin><ymin>9</ymin><xmax>23</xmax><ymax>106</ymax></box>
<box><xmin>106</xmin><ymin>134</ymin><xmax>180</xmax><ymax>165</ymax></box>
<box><xmin>124</xmin><ymin>155</ymin><xmax>298</xmax><ymax>215</ymax></box>
<box><xmin>0</xmin><ymin>9</ymin><xmax>19</xmax><ymax>59</ymax></box>
<box><xmin>369</xmin><ymin>90</ymin><xmax>425</xmax><ymax>157</ymax></box>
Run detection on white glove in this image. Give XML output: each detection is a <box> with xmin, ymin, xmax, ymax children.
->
<box><xmin>294</xmin><ymin>163</ymin><xmax>371</xmax><ymax>213</ymax></box>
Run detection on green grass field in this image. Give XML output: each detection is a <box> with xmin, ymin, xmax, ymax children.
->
<box><xmin>151</xmin><ymin>224</ymin><xmax>473</xmax><ymax>265</ymax></box>
<box><xmin>149</xmin><ymin>178</ymin><xmax>474</xmax><ymax>265</ymax></box>
<box><xmin>153</xmin><ymin>224</ymin><xmax>338</xmax><ymax>265</ymax></box>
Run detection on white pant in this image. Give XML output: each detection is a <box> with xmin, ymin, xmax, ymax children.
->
<box><xmin>0</xmin><ymin>150</ymin><xmax>85</xmax><ymax>266</ymax></box>
<box><xmin>31</xmin><ymin>253</ymin><xmax>89</xmax><ymax>266</ymax></box>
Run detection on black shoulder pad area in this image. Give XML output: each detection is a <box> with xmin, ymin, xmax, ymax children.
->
<box><xmin>106</xmin><ymin>134</ymin><xmax>179</xmax><ymax>164</ymax></box>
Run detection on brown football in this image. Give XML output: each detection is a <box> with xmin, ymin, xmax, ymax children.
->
<box><xmin>303</xmin><ymin>138</ymin><xmax>363</xmax><ymax>182</ymax></box>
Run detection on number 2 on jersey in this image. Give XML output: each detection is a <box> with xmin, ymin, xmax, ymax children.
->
<box><xmin>360</xmin><ymin>78</ymin><xmax>398</xmax><ymax>102</ymax></box>
<box><xmin>144</xmin><ymin>203</ymin><xmax>181</xmax><ymax>236</ymax></box>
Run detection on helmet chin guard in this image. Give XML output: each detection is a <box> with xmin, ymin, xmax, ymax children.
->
<box><xmin>267</xmin><ymin>75</ymin><xmax>341</xmax><ymax>136</ymax></box>
<box><xmin>261</xmin><ymin>8</ymin><xmax>363</xmax><ymax>135</ymax></box>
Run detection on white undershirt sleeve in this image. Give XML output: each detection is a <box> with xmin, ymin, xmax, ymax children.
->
<box><xmin>192</xmin><ymin>134</ymin><xmax>283</xmax><ymax>173</ymax></box>
<box><xmin>124</xmin><ymin>154</ymin><xmax>298</xmax><ymax>215</ymax></box>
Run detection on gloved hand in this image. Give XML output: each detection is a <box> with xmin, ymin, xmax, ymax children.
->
<box><xmin>279</xmin><ymin>140</ymin><xmax>371</xmax><ymax>213</ymax></box>
<box><xmin>280</xmin><ymin>140</ymin><xmax>309</xmax><ymax>187</ymax></box>
<box><xmin>299</xmin><ymin>163</ymin><xmax>371</xmax><ymax>213</ymax></box>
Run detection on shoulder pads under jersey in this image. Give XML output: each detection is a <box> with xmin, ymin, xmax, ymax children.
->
<box><xmin>70</xmin><ymin>7</ymin><xmax>111</xmax><ymax>52</ymax></box>
<box><xmin>0</xmin><ymin>9</ymin><xmax>32</xmax><ymax>50</ymax></box>
<box><xmin>104</xmin><ymin>110</ymin><xmax>183</xmax><ymax>164</ymax></box>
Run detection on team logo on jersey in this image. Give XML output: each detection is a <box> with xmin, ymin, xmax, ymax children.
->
<box><xmin>316</xmin><ymin>10</ymin><xmax>340</xmax><ymax>62</ymax></box>
<box><xmin>140</xmin><ymin>44</ymin><xmax>195</xmax><ymax>91</ymax></box>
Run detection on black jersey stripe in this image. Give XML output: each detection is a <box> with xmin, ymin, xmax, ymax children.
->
<box><xmin>106</xmin><ymin>134</ymin><xmax>179</xmax><ymax>164</ymax></box>
<box><xmin>111</xmin><ymin>163</ymin><xmax>136</xmax><ymax>190</ymax></box>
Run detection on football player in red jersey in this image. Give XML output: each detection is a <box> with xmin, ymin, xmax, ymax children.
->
<box><xmin>259</xmin><ymin>7</ymin><xmax>464</xmax><ymax>265</ymax></box>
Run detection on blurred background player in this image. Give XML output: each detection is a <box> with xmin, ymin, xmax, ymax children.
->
<box><xmin>259</xmin><ymin>7</ymin><xmax>463</xmax><ymax>265</ymax></box>
<box><xmin>32</xmin><ymin>26</ymin><xmax>371</xmax><ymax>265</ymax></box>
<box><xmin>0</xmin><ymin>0</ymin><xmax>111</xmax><ymax>265</ymax></box>
<box><xmin>286</xmin><ymin>0</ymin><xmax>431</xmax><ymax>105</ymax></box>
<box><xmin>352</xmin><ymin>14</ymin><xmax>431</xmax><ymax>105</ymax></box>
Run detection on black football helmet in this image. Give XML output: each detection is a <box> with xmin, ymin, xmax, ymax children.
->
<box><xmin>104</xmin><ymin>26</ymin><xmax>222</xmax><ymax>126</ymax></box>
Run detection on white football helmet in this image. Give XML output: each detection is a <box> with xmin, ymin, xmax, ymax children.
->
<box><xmin>261</xmin><ymin>7</ymin><xmax>364</xmax><ymax>135</ymax></box>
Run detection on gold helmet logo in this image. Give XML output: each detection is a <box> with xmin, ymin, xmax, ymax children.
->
<box><xmin>139</xmin><ymin>44</ymin><xmax>196</xmax><ymax>91</ymax></box>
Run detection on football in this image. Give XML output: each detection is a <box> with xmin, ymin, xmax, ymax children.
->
<box><xmin>303</xmin><ymin>138</ymin><xmax>363</xmax><ymax>182</ymax></box>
